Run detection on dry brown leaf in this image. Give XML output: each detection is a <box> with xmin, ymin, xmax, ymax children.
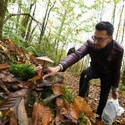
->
<box><xmin>0</xmin><ymin>79</ymin><xmax>10</xmax><ymax>94</ymax></box>
<box><xmin>28</xmin><ymin>75</ymin><xmax>41</xmax><ymax>83</ymax></box>
<box><xmin>56</xmin><ymin>98</ymin><xmax>64</xmax><ymax>109</ymax></box>
<box><xmin>0</xmin><ymin>73</ymin><xmax>5</xmax><ymax>78</ymax></box>
<box><xmin>25</xmin><ymin>53</ymin><xmax>35</xmax><ymax>61</ymax></box>
<box><xmin>32</xmin><ymin>102</ymin><xmax>43</xmax><ymax>125</ymax></box>
<box><xmin>95</xmin><ymin>120</ymin><xmax>103</xmax><ymax>125</ymax></box>
<box><xmin>32</xmin><ymin>102</ymin><xmax>53</xmax><ymax>125</ymax></box>
<box><xmin>2</xmin><ymin>74</ymin><xmax>18</xmax><ymax>83</ymax></box>
<box><xmin>60</xmin><ymin>107</ymin><xmax>68</xmax><ymax>116</ymax></box>
<box><xmin>0</xmin><ymin>63</ymin><xmax>9</xmax><ymax>70</ymax></box>
<box><xmin>65</xmin><ymin>100</ymin><xmax>78</xmax><ymax>119</ymax></box>
<box><xmin>55</xmin><ymin>109</ymin><xmax>65</xmax><ymax>124</ymax></box>
<box><xmin>0</xmin><ymin>44</ymin><xmax>7</xmax><ymax>52</ymax></box>
<box><xmin>56</xmin><ymin>100</ymin><xmax>78</xmax><ymax>123</ymax></box>
<box><xmin>0</xmin><ymin>89</ymin><xmax>28</xmax><ymax>111</ymax></box>
<box><xmin>73</xmin><ymin>96</ymin><xmax>94</xmax><ymax>117</ymax></box>
<box><xmin>52</xmin><ymin>84</ymin><xmax>64</xmax><ymax>95</ymax></box>
<box><xmin>9</xmin><ymin>109</ymin><xmax>18</xmax><ymax>125</ymax></box>
<box><xmin>41</xmin><ymin>106</ymin><xmax>53</xmax><ymax>125</ymax></box>
<box><xmin>17</xmin><ymin>98</ymin><xmax>29</xmax><ymax>125</ymax></box>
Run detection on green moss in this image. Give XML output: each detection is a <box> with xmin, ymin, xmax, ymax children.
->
<box><xmin>9</xmin><ymin>64</ymin><xmax>37</xmax><ymax>80</ymax></box>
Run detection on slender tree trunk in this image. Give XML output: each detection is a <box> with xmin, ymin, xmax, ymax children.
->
<box><xmin>121</xmin><ymin>19</ymin><xmax>125</xmax><ymax>44</ymax></box>
<box><xmin>57</xmin><ymin>34</ymin><xmax>69</xmax><ymax>63</ymax></box>
<box><xmin>16</xmin><ymin>5</ymin><xmax>21</xmax><ymax>34</ymax></box>
<box><xmin>39</xmin><ymin>0</ymin><xmax>56</xmax><ymax>44</ymax></box>
<box><xmin>115</xmin><ymin>4</ymin><xmax>124</xmax><ymax>41</ymax></box>
<box><xmin>20</xmin><ymin>15</ymin><xmax>30</xmax><ymax>39</ymax></box>
<box><xmin>55</xmin><ymin>11</ymin><xmax>67</xmax><ymax>56</ymax></box>
<box><xmin>20</xmin><ymin>2</ymin><xmax>35</xmax><ymax>39</ymax></box>
<box><xmin>25</xmin><ymin>4</ymin><xmax>36</xmax><ymax>41</ymax></box>
<box><xmin>112</xmin><ymin>4</ymin><xmax>117</xmax><ymax>26</ymax></box>
<box><xmin>39</xmin><ymin>0</ymin><xmax>50</xmax><ymax>44</ymax></box>
<box><xmin>0</xmin><ymin>0</ymin><xmax>8</xmax><ymax>38</ymax></box>
<box><xmin>99</xmin><ymin>0</ymin><xmax>104</xmax><ymax>21</ymax></box>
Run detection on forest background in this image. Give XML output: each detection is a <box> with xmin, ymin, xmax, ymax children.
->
<box><xmin>0</xmin><ymin>0</ymin><xmax>125</xmax><ymax>89</ymax></box>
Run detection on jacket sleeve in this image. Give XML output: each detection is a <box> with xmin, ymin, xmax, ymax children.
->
<box><xmin>59</xmin><ymin>40</ymin><xmax>90</xmax><ymax>71</ymax></box>
<box><xmin>112</xmin><ymin>48</ymin><xmax>124</xmax><ymax>87</ymax></box>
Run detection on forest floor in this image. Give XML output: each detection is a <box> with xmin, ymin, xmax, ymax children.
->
<box><xmin>59</xmin><ymin>71</ymin><xmax>125</xmax><ymax>124</ymax></box>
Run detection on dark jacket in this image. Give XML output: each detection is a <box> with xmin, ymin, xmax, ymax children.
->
<box><xmin>59</xmin><ymin>40</ymin><xmax>124</xmax><ymax>87</ymax></box>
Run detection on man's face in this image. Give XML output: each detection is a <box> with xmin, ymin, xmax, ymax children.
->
<box><xmin>92</xmin><ymin>30</ymin><xmax>112</xmax><ymax>49</ymax></box>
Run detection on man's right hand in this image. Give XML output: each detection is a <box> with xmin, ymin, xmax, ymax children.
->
<box><xmin>42</xmin><ymin>65</ymin><xmax>61</xmax><ymax>79</ymax></box>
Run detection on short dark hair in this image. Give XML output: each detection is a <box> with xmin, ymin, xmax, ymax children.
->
<box><xmin>95</xmin><ymin>21</ymin><xmax>114</xmax><ymax>36</ymax></box>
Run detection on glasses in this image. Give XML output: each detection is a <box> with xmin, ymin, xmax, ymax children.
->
<box><xmin>91</xmin><ymin>36</ymin><xmax>109</xmax><ymax>43</ymax></box>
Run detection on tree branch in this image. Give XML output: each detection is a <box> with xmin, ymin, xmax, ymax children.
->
<box><xmin>4</xmin><ymin>13</ymin><xmax>42</xmax><ymax>28</ymax></box>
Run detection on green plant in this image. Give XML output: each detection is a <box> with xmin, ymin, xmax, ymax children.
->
<box><xmin>61</xmin><ymin>86</ymin><xmax>73</xmax><ymax>103</ymax></box>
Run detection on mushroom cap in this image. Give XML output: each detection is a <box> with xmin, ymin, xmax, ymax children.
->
<box><xmin>35</xmin><ymin>56</ymin><xmax>54</xmax><ymax>64</ymax></box>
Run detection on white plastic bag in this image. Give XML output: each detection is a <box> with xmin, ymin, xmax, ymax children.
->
<box><xmin>101</xmin><ymin>98</ymin><xmax>125</xmax><ymax>125</ymax></box>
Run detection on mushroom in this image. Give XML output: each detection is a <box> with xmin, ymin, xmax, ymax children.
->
<box><xmin>35</xmin><ymin>56</ymin><xmax>54</xmax><ymax>78</ymax></box>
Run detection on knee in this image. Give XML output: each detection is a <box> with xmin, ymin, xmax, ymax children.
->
<box><xmin>80</xmin><ymin>71</ymin><xmax>89</xmax><ymax>80</ymax></box>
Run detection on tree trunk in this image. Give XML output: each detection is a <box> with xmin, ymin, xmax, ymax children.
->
<box><xmin>39</xmin><ymin>0</ymin><xmax>51</xmax><ymax>44</ymax></box>
<box><xmin>115</xmin><ymin>4</ymin><xmax>124</xmax><ymax>41</ymax></box>
<box><xmin>39</xmin><ymin>0</ymin><xmax>56</xmax><ymax>44</ymax></box>
<box><xmin>20</xmin><ymin>2</ymin><xmax>35</xmax><ymax>40</ymax></box>
<box><xmin>121</xmin><ymin>19</ymin><xmax>125</xmax><ymax>44</ymax></box>
<box><xmin>0</xmin><ymin>0</ymin><xmax>8</xmax><ymax>38</ymax></box>
<box><xmin>25</xmin><ymin>4</ymin><xmax>36</xmax><ymax>41</ymax></box>
<box><xmin>112</xmin><ymin>4</ymin><xmax>117</xmax><ymax>26</ymax></box>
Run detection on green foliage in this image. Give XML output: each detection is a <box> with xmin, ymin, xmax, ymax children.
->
<box><xmin>29</xmin><ymin>95</ymin><xmax>36</xmax><ymax>106</ymax></box>
<box><xmin>61</xmin><ymin>86</ymin><xmax>73</xmax><ymax>103</ymax></box>
<box><xmin>67</xmin><ymin>60</ymin><xmax>84</xmax><ymax>75</ymax></box>
<box><xmin>9</xmin><ymin>64</ymin><xmax>37</xmax><ymax>80</ymax></box>
<box><xmin>3</xmin><ymin>17</ymin><xmax>26</xmax><ymax>43</ymax></box>
<box><xmin>25</xmin><ymin>43</ymin><xmax>45</xmax><ymax>57</ymax></box>
<box><xmin>78</xmin><ymin>112</ymin><xmax>85</xmax><ymax>125</ymax></box>
<box><xmin>113</xmin><ymin>0</ymin><xmax>120</xmax><ymax>4</ymax></box>
<box><xmin>119</xmin><ymin>82</ymin><xmax>125</xmax><ymax>92</ymax></box>
<box><xmin>41</xmin><ymin>89</ymin><xmax>53</xmax><ymax>100</ymax></box>
<box><xmin>78</xmin><ymin>112</ymin><xmax>91</xmax><ymax>125</ymax></box>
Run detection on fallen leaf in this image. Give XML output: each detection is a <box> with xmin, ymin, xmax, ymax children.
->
<box><xmin>52</xmin><ymin>84</ymin><xmax>64</xmax><ymax>95</ymax></box>
<box><xmin>56</xmin><ymin>98</ymin><xmax>64</xmax><ymax>109</ymax></box>
<box><xmin>0</xmin><ymin>63</ymin><xmax>9</xmax><ymax>70</ymax></box>
<box><xmin>9</xmin><ymin>109</ymin><xmax>18</xmax><ymax>125</ymax></box>
<box><xmin>32</xmin><ymin>102</ymin><xmax>53</xmax><ymax>125</ymax></box>
<box><xmin>32</xmin><ymin>102</ymin><xmax>43</xmax><ymax>125</ymax></box>
<box><xmin>18</xmin><ymin>98</ymin><xmax>29</xmax><ymax>125</ymax></box>
<box><xmin>73</xmin><ymin>96</ymin><xmax>94</xmax><ymax>117</ymax></box>
<box><xmin>2</xmin><ymin>74</ymin><xmax>18</xmax><ymax>83</ymax></box>
<box><xmin>0</xmin><ymin>89</ymin><xmax>28</xmax><ymax>111</ymax></box>
<box><xmin>65</xmin><ymin>100</ymin><xmax>78</xmax><ymax>119</ymax></box>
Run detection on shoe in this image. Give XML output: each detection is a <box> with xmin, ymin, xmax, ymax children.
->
<box><xmin>96</xmin><ymin>116</ymin><xmax>101</xmax><ymax>121</ymax></box>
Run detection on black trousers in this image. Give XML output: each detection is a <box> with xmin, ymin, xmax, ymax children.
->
<box><xmin>79</xmin><ymin>66</ymin><xmax>112</xmax><ymax>116</ymax></box>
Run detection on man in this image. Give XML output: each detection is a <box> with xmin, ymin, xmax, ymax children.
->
<box><xmin>42</xmin><ymin>21</ymin><xmax>124</xmax><ymax>120</ymax></box>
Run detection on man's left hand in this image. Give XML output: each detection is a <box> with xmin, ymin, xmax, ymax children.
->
<box><xmin>112</xmin><ymin>90</ymin><xmax>118</xmax><ymax>99</ymax></box>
